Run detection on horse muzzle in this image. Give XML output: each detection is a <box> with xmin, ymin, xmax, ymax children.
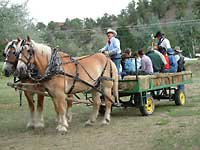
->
<box><xmin>2</xmin><ymin>63</ymin><xmax>14</xmax><ymax>77</ymax></box>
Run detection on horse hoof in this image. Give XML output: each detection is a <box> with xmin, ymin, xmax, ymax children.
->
<box><xmin>26</xmin><ymin>122</ymin><xmax>35</xmax><ymax>129</ymax></box>
<box><xmin>101</xmin><ymin>119</ymin><xmax>110</xmax><ymax>126</ymax></box>
<box><xmin>35</xmin><ymin>122</ymin><xmax>45</xmax><ymax>128</ymax></box>
<box><xmin>56</xmin><ymin>125</ymin><xmax>67</xmax><ymax>134</ymax></box>
<box><xmin>84</xmin><ymin>120</ymin><xmax>94</xmax><ymax>127</ymax></box>
<box><xmin>67</xmin><ymin>117</ymin><xmax>72</xmax><ymax>124</ymax></box>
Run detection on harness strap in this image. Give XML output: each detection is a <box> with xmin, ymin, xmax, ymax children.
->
<box><xmin>57</xmin><ymin>70</ymin><xmax>114</xmax><ymax>103</ymax></box>
<box><xmin>67</xmin><ymin>57</ymin><xmax>79</xmax><ymax>94</ymax></box>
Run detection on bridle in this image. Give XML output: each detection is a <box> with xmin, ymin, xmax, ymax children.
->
<box><xmin>18</xmin><ymin>39</ymin><xmax>34</xmax><ymax>68</ymax></box>
<box><xmin>3</xmin><ymin>40</ymin><xmax>20</xmax><ymax>67</ymax></box>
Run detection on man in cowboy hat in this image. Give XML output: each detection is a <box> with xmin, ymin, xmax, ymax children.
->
<box><xmin>174</xmin><ymin>46</ymin><xmax>185</xmax><ymax>72</ymax></box>
<box><xmin>99</xmin><ymin>28</ymin><xmax>121</xmax><ymax>73</ymax></box>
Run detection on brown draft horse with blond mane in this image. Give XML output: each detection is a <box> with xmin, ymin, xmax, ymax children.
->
<box><xmin>16</xmin><ymin>36</ymin><xmax>119</xmax><ymax>133</ymax></box>
<box><xmin>2</xmin><ymin>38</ymin><xmax>45</xmax><ymax>128</ymax></box>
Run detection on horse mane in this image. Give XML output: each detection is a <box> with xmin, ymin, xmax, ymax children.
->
<box><xmin>31</xmin><ymin>40</ymin><xmax>52</xmax><ymax>61</ymax></box>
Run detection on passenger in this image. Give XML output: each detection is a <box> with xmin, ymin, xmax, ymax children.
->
<box><xmin>98</xmin><ymin>28</ymin><xmax>121</xmax><ymax>73</ymax></box>
<box><xmin>146</xmin><ymin>46</ymin><xmax>164</xmax><ymax>73</ymax></box>
<box><xmin>154</xmin><ymin>31</ymin><xmax>174</xmax><ymax>56</ymax></box>
<box><xmin>174</xmin><ymin>46</ymin><xmax>185</xmax><ymax>72</ymax></box>
<box><xmin>132</xmin><ymin>51</ymin><xmax>141</xmax><ymax>71</ymax></box>
<box><xmin>158</xmin><ymin>46</ymin><xmax>170</xmax><ymax>72</ymax></box>
<box><xmin>167</xmin><ymin>48</ymin><xmax>178</xmax><ymax>73</ymax></box>
<box><xmin>121</xmin><ymin>52</ymin><xmax>134</xmax><ymax>76</ymax></box>
<box><xmin>138</xmin><ymin>48</ymin><xmax>153</xmax><ymax>75</ymax></box>
<box><xmin>121</xmin><ymin>48</ymin><xmax>142</xmax><ymax>78</ymax></box>
<box><xmin>153</xmin><ymin>45</ymin><xmax>167</xmax><ymax>66</ymax></box>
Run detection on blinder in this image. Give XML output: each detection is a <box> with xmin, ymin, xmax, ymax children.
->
<box><xmin>3</xmin><ymin>40</ymin><xmax>20</xmax><ymax>66</ymax></box>
<box><xmin>18</xmin><ymin>40</ymin><xmax>34</xmax><ymax>68</ymax></box>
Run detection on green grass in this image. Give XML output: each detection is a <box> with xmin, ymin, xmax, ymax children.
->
<box><xmin>0</xmin><ymin>62</ymin><xmax>200</xmax><ymax>150</ymax></box>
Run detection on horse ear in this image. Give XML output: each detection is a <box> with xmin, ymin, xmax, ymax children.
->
<box><xmin>5</xmin><ymin>39</ymin><xmax>9</xmax><ymax>44</ymax></box>
<box><xmin>17</xmin><ymin>37</ymin><xmax>21</xmax><ymax>42</ymax></box>
<box><xmin>27</xmin><ymin>35</ymin><xmax>31</xmax><ymax>42</ymax></box>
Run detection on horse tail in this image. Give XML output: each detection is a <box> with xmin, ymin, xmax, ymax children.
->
<box><xmin>109</xmin><ymin>60</ymin><xmax>119</xmax><ymax>104</ymax></box>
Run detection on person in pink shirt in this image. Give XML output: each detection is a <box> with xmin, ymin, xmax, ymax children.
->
<box><xmin>138</xmin><ymin>48</ymin><xmax>154</xmax><ymax>75</ymax></box>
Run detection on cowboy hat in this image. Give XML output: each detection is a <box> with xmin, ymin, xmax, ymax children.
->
<box><xmin>107</xmin><ymin>28</ymin><xmax>117</xmax><ymax>36</ymax></box>
<box><xmin>174</xmin><ymin>46</ymin><xmax>183</xmax><ymax>53</ymax></box>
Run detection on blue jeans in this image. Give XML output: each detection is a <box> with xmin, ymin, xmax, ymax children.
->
<box><xmin>111</xmin><ymin>55</ymin><xmax>121</xmax><ymax>74</ymax></box>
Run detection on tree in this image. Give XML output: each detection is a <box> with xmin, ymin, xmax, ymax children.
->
<box><xmin>136</xmin><ymin>0</ymin><xmax>151</xmax><ymax>24</ymax></box>
<box><xmin>126</xmin><ymin>1</ymin><xmax>138</xmax><ymax>24</ymax></box>
<box><xmin>150</xmin><ymin>0</ymin><xmax>170</xmax><ymax>19</ymax></box>
<box><xmin>193</xmin><ymin>0</ymin><xmax>200</xmax><ymax>19</ymax></box>
<box><xmin>47</xmin><ymin>21</ymin><xmax>59</xmax><ymax>31</ymax></box>
<box><xmin>84</xmin><ymin>18</ymin><xmax>97</xmax><ymax>29</ymax></box>
<box><xmin>97</xmin><ymin>13</ymin><xmax>112</xmax><ymax>29</ymax></box>
<box><xmin>36</xmin><ymin>22</ymin><xmax>46</xmax><ymax>31</ymax></box>
<box><xmin>0</xmin><ymin>0</ymin><xmax>41</xmax><ymax>61</ymax></box>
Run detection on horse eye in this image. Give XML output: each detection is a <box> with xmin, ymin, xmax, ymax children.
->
<box><xmin>13</xmin><ymin>51</ymin><xmax>16</xmax><ymax>55</ymax></box>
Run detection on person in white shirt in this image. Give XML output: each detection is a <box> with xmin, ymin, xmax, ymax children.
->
<box><xmin>154</xmin><ymin>31</ymin><xmax>171</xmax><ymax>52</ymax></box>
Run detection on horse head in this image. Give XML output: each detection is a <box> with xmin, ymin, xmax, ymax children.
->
<box><xmin>2</xmin><ymin>37</ymin><xmax>23</xmax><ymax>77</ymax></box>
<box><xmin>16</xmin><ymin>36</ymin><xmax>51</xmax><ymax>77</ymax></box>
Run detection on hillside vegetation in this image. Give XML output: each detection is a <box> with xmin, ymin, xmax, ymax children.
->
<box><xmin>0</xmin><ymin>0</ymin><xmax>199</xmax><ymax>59</ymax></box>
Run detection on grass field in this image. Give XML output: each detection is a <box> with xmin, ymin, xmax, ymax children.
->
<box><xmin>0</xmin><ymin>61</ymin><xmax>200</xmax><ymax>150</ymax></box>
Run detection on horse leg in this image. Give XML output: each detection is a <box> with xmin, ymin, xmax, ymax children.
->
<box><xmin>53</xmin><ymin>94</ymin><xmax>68</xmax><ymax>133</ymax></box>
<box><xmin>85</xmin><ymin>90</ymin><xmax>101</xmax><ymax>126</ymax></box>
<box><xmin>35</xmin><ymin>94</ymin><xmax>45</xmax><ymax>128</ymax></box>
<box><xmin>24</xmin><ymin>91</ymin><xmax>35</xmax><ymax>128</ymax></box>
<box><xmin>66</xmin><ymin>94</ymin><xmax>73</xmax><ymax>123</ymax></box>
<box><xmin>101</xmin><ymin>87</ymin><xmax>112</xmax><ymax>125</ymax></box>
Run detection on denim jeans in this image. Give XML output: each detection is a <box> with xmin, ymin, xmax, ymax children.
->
<box><xmin>111</xmin><ymin>54</ymin><xmax>121</xmax><ymax>74</ymax></box>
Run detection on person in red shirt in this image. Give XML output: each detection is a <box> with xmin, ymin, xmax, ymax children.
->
<box><xmin>158</xmin><ymin>46</ymin><xmax>170</xmax><ymax>72</ymax></box>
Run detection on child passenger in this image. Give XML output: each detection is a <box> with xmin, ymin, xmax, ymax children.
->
<box><xmin>121</xmin><ymin>48</ymin><xmax>141</xmax><ymax>78</ymax></box>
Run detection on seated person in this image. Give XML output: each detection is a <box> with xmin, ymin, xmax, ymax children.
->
<box><xmin>121</xmin><ymin>52</ymin><xmax>134</xmax><ymax>75</ymax></box>
<box><xmin>121</xmin><ymin>48</ymin><xmax>141</xmax><ymax>77</ymax></box>
<box><xmin>146</xmin><ymin>46</ymin><xmax>164</xmax><ymax>73</ymax></box>
<box><xmin>174</xmin><ymin>46</ymin><xmax>185</xmax><ymax>72</ymax></box>
<box><xmin>158</xmin><ymin>46</ymin><xmax>170</xmax><ymax>72</ymax></box>
<box><xmin>138</xmin><ymin>48</ymin><xmax>154</xmax><ymax>75</ymax></box>
<box><xmin>167</xmin><ymin>48</ymin><xmax>178</xmax><ymax>73</ymax></box>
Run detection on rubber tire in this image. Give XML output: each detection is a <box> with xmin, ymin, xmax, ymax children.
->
<box><xmin>139</xmin><ymin>95</ymin><xmax>155</xmax><ymax>116</ymax></box>
<box><xmin>174</xmin><ymin>90</ymin><xmax>186</xmax><ymax>106</ymax></box>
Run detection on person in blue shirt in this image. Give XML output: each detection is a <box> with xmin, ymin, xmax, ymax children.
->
<box><xmin>99</xmin><ymin>28</ymin><xmax>121</xmax><ymax>73</ymax></box>
<box><xmin>121</xmin><ymin>48</ymin><xmax>141</xmax><ymax>78</ymax></box>
<box><xmin>167</xmin><ymin>48</ymin><xmax>178</xmax><ymax>73</ymax></box>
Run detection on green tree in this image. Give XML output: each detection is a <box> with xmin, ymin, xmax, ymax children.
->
<box><xmin>193</xmin><ymin>0</ymin><xmax>200</xmax><ymax>19</ymax></box>
<box><xmin>36</xmin><ymin>22</ymin><xmax>46</xmax><ymax>31</ymax></box>
<box><xmin>150</xmin><ymin>0</ymin><xmax>170</xmax><ymax>19</ymax></box>
<box><xmin>126</xmin><ymin>0</ymin><xmax>138</xmax><ymax>24</ymax></box>
<box><xmin>97</xmin><ymin>13</ymin><xmax>112</xmax><ymax>29</ymax></box>
<box><xmin>84</xmin><ymin>18</ymin><xmax>97</xmax><ymax>29</ymax></box>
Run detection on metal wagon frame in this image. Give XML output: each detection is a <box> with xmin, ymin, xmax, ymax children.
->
<box><xmin>86</xmin><ymin>71</ymin><xmax>192</xmax><ymax>116</ymax></box>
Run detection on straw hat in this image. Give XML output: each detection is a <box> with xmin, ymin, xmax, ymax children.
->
<box><xmin>174</xmin><ymin>46</ymin><xmax>183</xmax><ymax>53</ymax></box>
<box><xmin>107</xmin><ymin>28</ymin><xmax>117</xmax><ymax>37</ymax></box>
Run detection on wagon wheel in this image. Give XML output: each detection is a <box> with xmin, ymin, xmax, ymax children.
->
<box><xmin>174</xmin><ymin>89</ymin><xmax>186</xmax><ymax>106</ymax></box>
<box><xmin>139</xmin><ymin>95</ymin><xmax>155</xmax><ymax>116</ymax></box>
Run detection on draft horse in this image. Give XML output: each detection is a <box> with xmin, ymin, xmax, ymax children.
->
<box><xmin>2</xmin><ymin>38</ymin><xmax>45</xmax><ymax>128</ymax></box>
<box><xmin>16</xmin><ymin>36</ymin><xmax>119</xmax><ymax>132</ymax></box>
